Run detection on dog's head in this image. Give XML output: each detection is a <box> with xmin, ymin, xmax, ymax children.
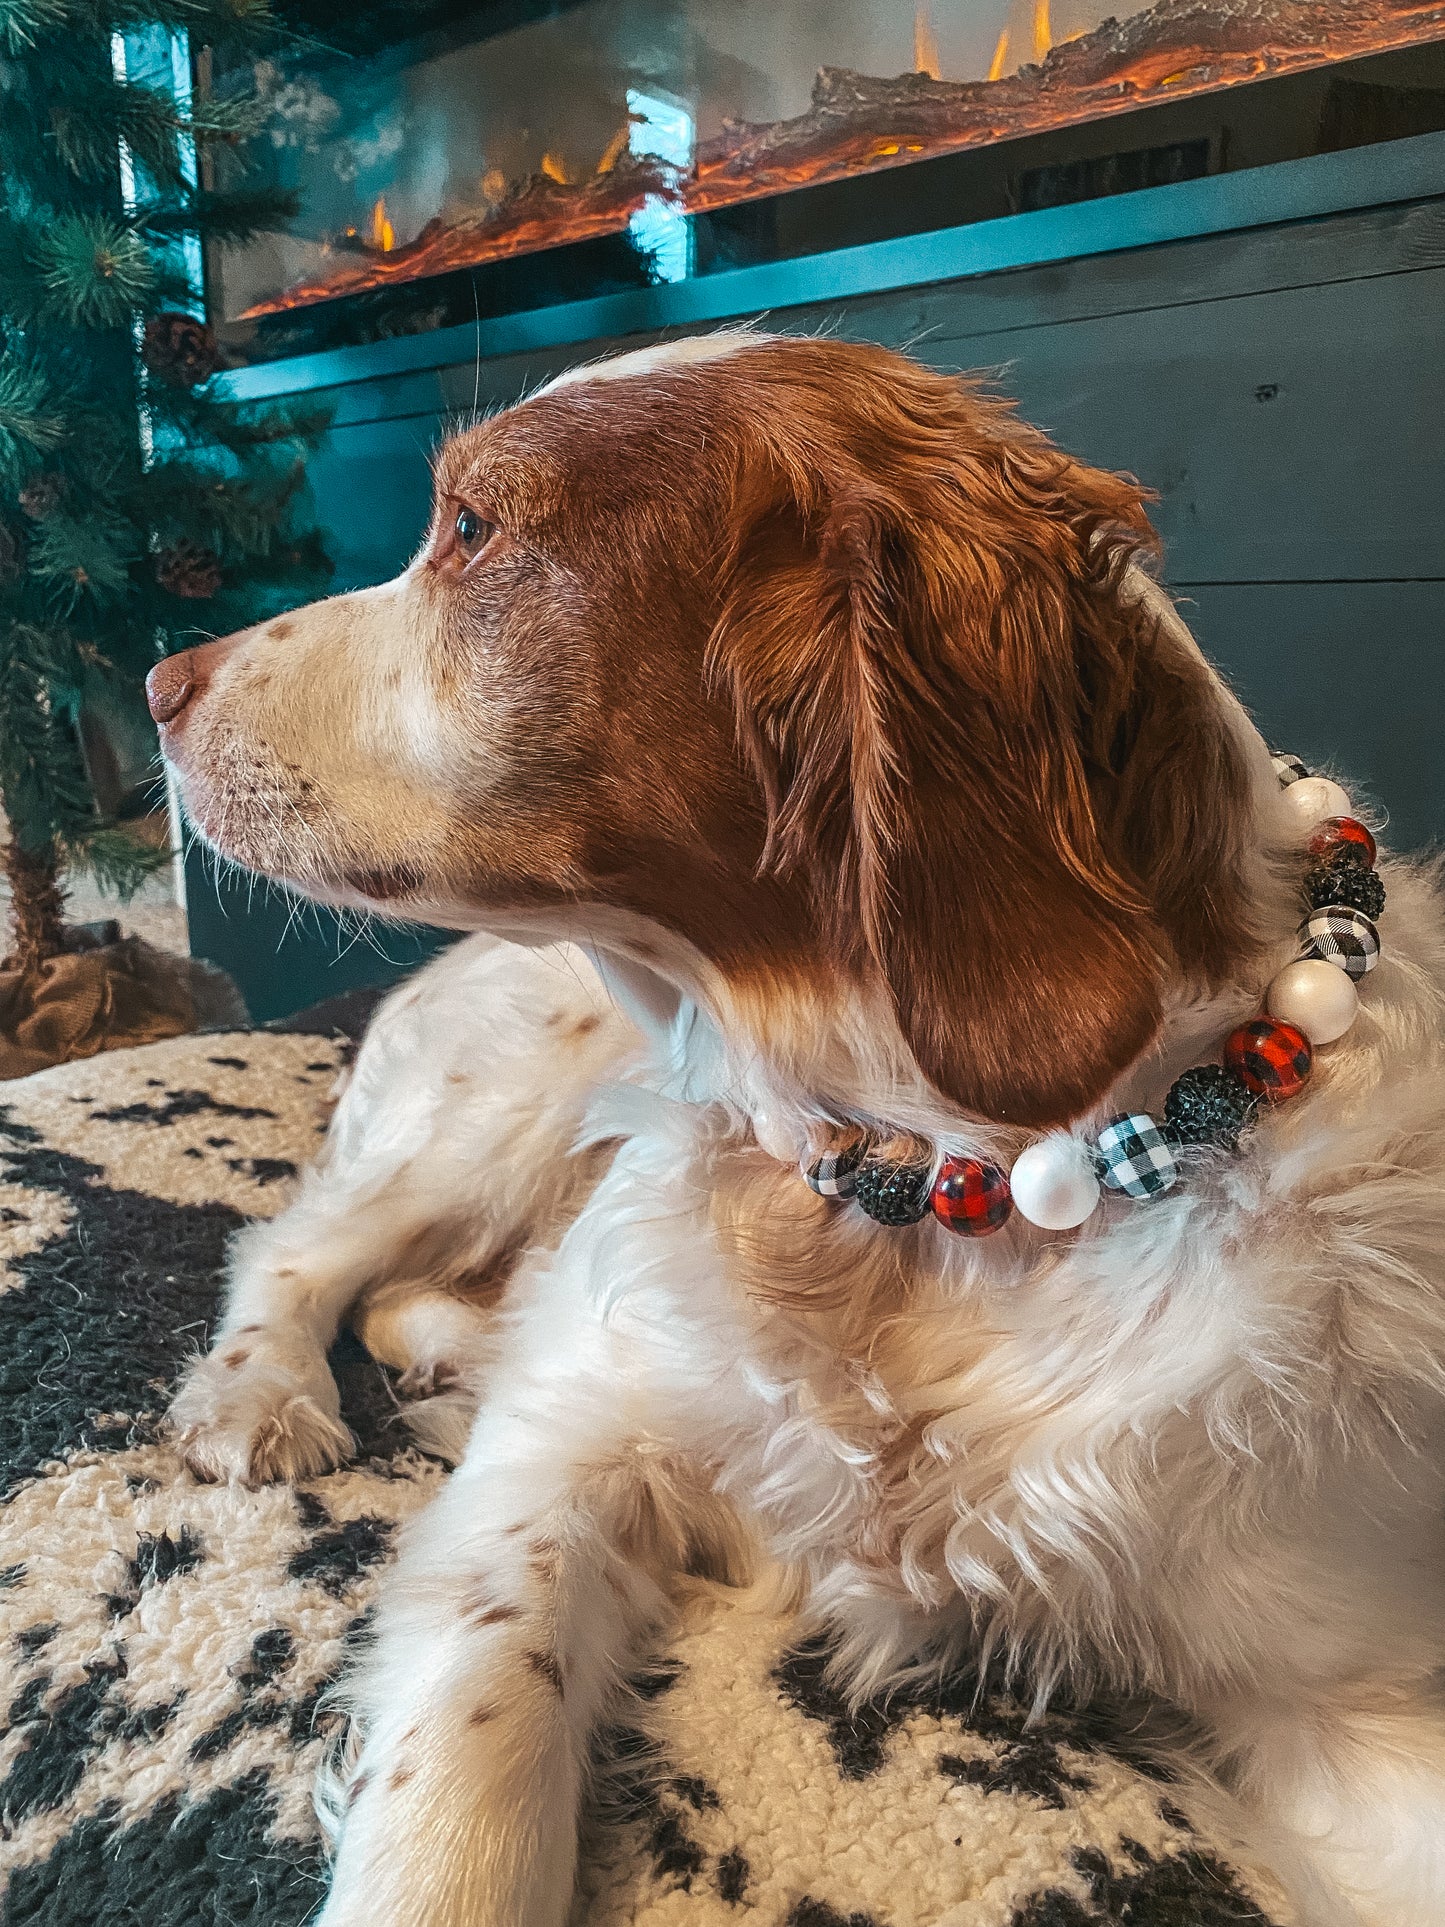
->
<box><xmin>155</xmin><ymin>334</ymin><xmax>1264</xmax><ymax>1128</ymax></box>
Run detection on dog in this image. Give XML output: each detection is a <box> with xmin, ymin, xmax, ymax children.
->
<box><xmin>154</xmin><ymin>333</ymin><xmax>1445</xmax><ymax>1926</ymax></box>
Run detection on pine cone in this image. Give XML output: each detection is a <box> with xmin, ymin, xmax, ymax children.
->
<box><xmin>0</xmin><ymin>519</ymin><xmax>25</xmax><ymax>586</ymax></box>
<box><xmin>155</xmin><ymin>539</ymin><xmax>222</xmax><ymax>600</ymax></box>
<box><xmin>142</xmin><ymin>312</ymin><xmax>220</xmax><ymax>388</ymax></box>
<box><xmin>18</xmin><ymin>472</ymin><xmax>66</xmax><ymax>520</ymax></box>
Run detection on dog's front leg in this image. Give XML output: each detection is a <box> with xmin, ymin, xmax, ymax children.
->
<box><xmin>168</xmin><ymin>1185</ymin><xmax>377</xmax><ymax>1483</ymax></box>
<box><xmin>316</xmin><ymin>1395</ymin><xmax>690</xmax><ymax>1925</ymax></box>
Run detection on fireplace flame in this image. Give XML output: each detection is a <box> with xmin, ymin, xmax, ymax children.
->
<box><xmin>912</xmin><ymin>6</ymin><xmax>941</xmax><ymax>79</ymax></box>
<box><xmin>596</xmin><ymin>122</ymin><xmax>632</xmax><ymax>176</ymax></box>
<box><xmin>540</xmin><ymin>152</ymin><xmax>571</xmax><ymax>185</ymax></box>
<box><xmin>988</xmin><ymin>29</ymin><xmax>1011</xmax><ymax>81</ymax></box>
<box><xmin>370</xmin><ymin>198</ymin><xmax>394</xmax><ymax>252</ymax></box>
<box><xmin>1033</xmin><ymin>0</ymin><xmax>1053</xmax><ymax>61</ymax></box>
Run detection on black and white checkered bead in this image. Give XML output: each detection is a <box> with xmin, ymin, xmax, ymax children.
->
<box><xmin>1096</xmin><ymin>1112</ymin><xmax>1179</xmax><ymax>1200</ymax></box>
<box><xmin>804</xmin><ymin>1142</ymin><xmax>865</xmax><ymax>1199</ymax></box>
<box><xmin>1301</xmin><ymin>906</ymin><xmax>1380</xmax><ymax>980</ymax></box>
<box><xmin>1271</xmin><ymin>751</ymin><xmax>1310</xmax><ymax>786</ymax></box>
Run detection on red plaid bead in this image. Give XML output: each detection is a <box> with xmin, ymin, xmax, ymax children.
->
<box><xmin>1222</xmin><ymin>1018</ymin><xmax>1312</xmax><ymax>1102</ymax></box>
<box><xmin>931</xmin><ymin>1157</ymin><xmax>1013</xmax><ymax>1236</ymax></box>
<box><xmin>1308</xmin><ymin>816</ymin><xmax>1377</xmax><ymax>868</ymax></box>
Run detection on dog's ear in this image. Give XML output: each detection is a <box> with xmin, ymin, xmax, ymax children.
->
<box><xmin>711</xmin><ymin>370</ymin><xmax>1254</xmax><ymax>1128</ymax></box>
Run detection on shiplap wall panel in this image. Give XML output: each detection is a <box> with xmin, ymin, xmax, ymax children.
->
<box><xmin>1186</xmin><ymin>580</ymin><xmax>1445</xmax><ymax>851</ymax></box>
<box><xmin>816</xmin><ymin>196</ymin><xmax>1445</xmax><ymax>354</ymax></box>
<box><xmin>926</xmin><ymin>268</ymin><xmax>1445</xmax><ymax>583</ymax></box>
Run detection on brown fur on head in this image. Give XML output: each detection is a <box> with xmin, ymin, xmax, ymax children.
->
<box><xmin>707</xmin><ymin>340</ymin><xmax>1256</xmax><ymax>1124</ymax></box>
<box><xmin>154</xmin><ymin>333</ymin><xmax>1258</xmax><ymax>1131</ymax></box>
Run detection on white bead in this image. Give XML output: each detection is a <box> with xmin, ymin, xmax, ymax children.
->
<box><xmin>1266</xmin><ymin>958</ymin><xmax>1359</xmax><ymax>1045</ymax></box>
<box><xmin>1282</xmin><ymin>776</ymin><xmax>1352</xmax><ymax>826</ymax></box>
<box><xmin>1010</xmin><ymin>1134</ymin><xmax>1100</xmax><ymax>1230</ymax></box>
<box><xmin>751</xmin><ymin>1105</ymin><xmax>801</xmax><ymax>1163</ymax></box>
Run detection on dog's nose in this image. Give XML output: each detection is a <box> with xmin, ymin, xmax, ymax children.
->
<box><xmin>146</xmin><ymin>653</ymin><xmax>196</xmax><ymax>724</ymax></box>
<box><xmin>146</xmin><ymin>634</ymin><xmax>241</xmax><ymax>728</ymax></box>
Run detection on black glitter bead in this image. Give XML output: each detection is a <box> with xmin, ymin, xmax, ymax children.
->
<box><xmin>1163</xmin><ymin>1064</ymin><xmax>1258</xmax><ymax>1149</ymax></box>
<box><xmin>853</xmin><ymin>1155</ymin><xmax>934</xmax><ymax>1226</ymax></box>
<box><xmin>1306</xmin><ymin>855</ymin><xmax>1386</xmax><ymax>921</ymax></box>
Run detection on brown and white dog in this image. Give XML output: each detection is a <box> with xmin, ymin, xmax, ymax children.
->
<box><xmin>156</xmin><ymin>334</ymin><xmax>1445</xmax><ymax>1926</ymax></box>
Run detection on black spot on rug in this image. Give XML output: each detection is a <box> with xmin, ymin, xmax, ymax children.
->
<box><xmin>0</xmin><ymin>1135</ymin><xmax>242</xmax><ymax>1491</ymax></box>
<box><xmin>1010</xmin><ymin>1841</ymin><xmax>1271</xmax><ymax>1924</ymax></box>
<box><xmin>0</xmin><ymin>1771</ymin><xmax>327</xmax><ymax>1927</ymax></box>
<box><xmin>776</xmin><ymin>1633</ymin><xmax>1172</xmax><ymax>1802</ymax></box>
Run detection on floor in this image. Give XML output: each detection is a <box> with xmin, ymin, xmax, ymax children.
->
<box><xmin>1</xmin><ymin>817</ymin><xmax>189</xmax><ymax>960</ymax></box>
<box><xmin>54</xmin><ymin>867</ymin><xmax>189</xmax><ymax>956</ymax></box>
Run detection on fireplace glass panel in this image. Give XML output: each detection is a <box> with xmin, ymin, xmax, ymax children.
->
<box><xmin>208</xmin><ymin>1</ymin><xmax>1445</xmax><ymax>356</ymax></box>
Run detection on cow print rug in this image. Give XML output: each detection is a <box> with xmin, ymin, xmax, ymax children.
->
<box><xmin>0</xmin><ymin>1030</ymin><xmax>1289</xmax><ymax>1925</ymax></box>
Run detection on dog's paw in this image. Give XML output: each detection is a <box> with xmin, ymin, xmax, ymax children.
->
<box><xmin>390</xmin><ymin>1352</ymin><xmax>480</xmax><ymax>1464</ymax></box>
<box><xmin>395</xmin><ymin>1357</ymin><xmax>464</xmax><ymax>1400</ymax></box>
<box><xmin>169</xmin><ymin>1332</ymin><xmax>353</xmax><ymax>1484</ymax></box>
<box><xmin>397</xmin><ymin>1385</ymin><xmax>477</xmax><ymax>1465</ymax></box>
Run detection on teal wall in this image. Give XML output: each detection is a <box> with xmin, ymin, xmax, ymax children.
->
<box><xmin>181</xmin><ymin>871</ymin><xmax>451</xmax><ymax>1026</ymax></box>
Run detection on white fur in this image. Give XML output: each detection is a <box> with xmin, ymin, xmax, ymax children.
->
<box><xmin>535</xmin><ymin>331</ymin><xmax>759</xmax><ymax>397</ymax></box>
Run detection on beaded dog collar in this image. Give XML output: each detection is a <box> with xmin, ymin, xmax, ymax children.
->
<box><xmin>802</xmin><ymin>754</ymin><xmax>1385</xmax><ymax>1237</ymax></box>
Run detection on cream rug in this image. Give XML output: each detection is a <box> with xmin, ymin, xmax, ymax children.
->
<box><xmin>0</xmin><ymin>1030</ymin><xmax>1283</xmax><ymax>1925</ymax></box>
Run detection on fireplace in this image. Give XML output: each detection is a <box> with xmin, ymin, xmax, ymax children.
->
<box><xmin>210</xmin><ymin>0</ymin><xmax>1445</xmax><ymax>364</ymax></box>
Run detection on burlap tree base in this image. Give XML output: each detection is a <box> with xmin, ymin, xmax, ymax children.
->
<box><xmin>0</xmin><ymin>930</ymin><xmax>244</xmax><ymax>1081</ymax></box>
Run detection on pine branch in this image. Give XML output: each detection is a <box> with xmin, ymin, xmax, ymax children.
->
<box><xmin>0</xmin><ymin>619</ymin><xmax>96</xmax><ymax>852</ymax></box>
<box><xmin>108</xmin><ymin>0</ymin><xmax>276</xmax><ymax>46</ymax></box>
<box><xmin>139</xmin><ymin>184</ymin><xmax>300</xmax><ymax>244</ymax></box>
<box><xmin>2</xmin><ymin>0</ymin><xmax>281</xmax><ymax>55</ymax></box>
<box><xmin>50</xmin><ymin>75</ymin><xmax>190</xmax><ymax>188</ymax></box>
<box><xmin>28</xmin><ymin>513</ymin><xmax>139</xmax><ymax>609</ymax></box>
<box><xmin>36</xmin><ymin>212</ymin><xmax>155</xmax><ymax>327</ymax></box>
<box><xmin>0</xmin><ymin>218</ymin><xmax>59</xmax><ymax>329</ymax></box>
<box><xmin>0</xmin><ymin>353</ymin><xmax>67</xmax><ymax>484</ymax></box>
<box><xmin>149</xmin><ymin>383</ymin><xmax>330</xmax><ymax>457</ymax></box>
<box><xmin>49</xmin><ymin>72</ymin><xmax>268</xmax><ymax>191</ymax></box>
<box><xmin>186</xmin><ymin>83</ymin><xmax>271</xmax><ymax>146</ymax></box>
<box><xmin>146</xmin><ymin>260</ymin><xmax>203</xmax><ymax>314</ymax></box>
<box><xmin>74</xmin><ymin>821</ymin><xmax>171</xmax><ymax>899</ymax></box>
<box><xmin>0</xmin><ymin>0</ymin><xmax>69</xmax><ymax>53</ymax></box>
<box><xmin>195</xmin><ymin>461</ymin><xmax>307</xmax><ymax>555</ymax></box>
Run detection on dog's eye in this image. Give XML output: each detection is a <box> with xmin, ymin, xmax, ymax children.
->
<box><xmin>453</xmin><ymin>506</ymin><xmax>495</xmax><ymax>561</ymax></box>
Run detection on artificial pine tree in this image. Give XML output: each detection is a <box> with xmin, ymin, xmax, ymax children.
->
<box><xmin>0</xmin><ymin>0</ymin><xmax>330</xmax><ymax>1073</ymax></box>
